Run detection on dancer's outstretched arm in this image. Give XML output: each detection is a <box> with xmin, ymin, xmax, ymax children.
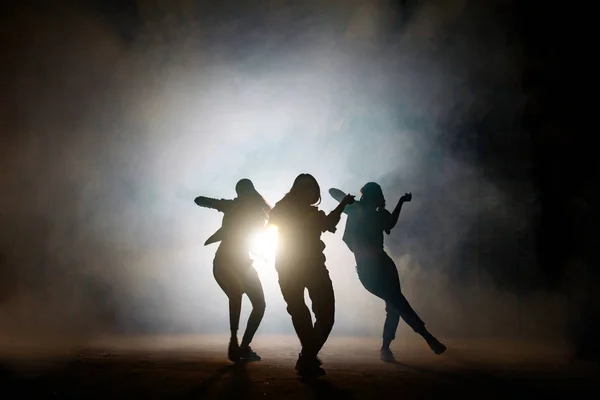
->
<box><xmin>329</xmin><ymin>188</ymin><xmax>355</xmax><ymax>215</ymax></box>
<box><xmin>194</xmin><ymin>196</ymin><xmax>233</xmax><ymax>213</ymax></box>
<box><xmin>322</xmin><ymin>194</ymin><xmax>355</xmax><ymax>232</ymax></box>
<box><xmin>385</xmin><ymin>192</ymin><xmax>412</xmax><ymax>233</ymax></box>
<box><xmin>329</xmin><ymin>188</ymin><xmax>347</xmax><ymax>203</ymax></box>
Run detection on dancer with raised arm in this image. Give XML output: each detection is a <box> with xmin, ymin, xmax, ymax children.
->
<box><xmin>194</xmin><ymin>179</ymin><xmax>271</xmax><ymax>362</ymax></box>
<box><xmin>329</xmin><ymin>183</ymin><xmax>446</xmax><ymax>362</ymax></box>
<box><xmin>269</xmin><ymin>174</ymin><xmax>355</xmax><ymax>377</ymax></box>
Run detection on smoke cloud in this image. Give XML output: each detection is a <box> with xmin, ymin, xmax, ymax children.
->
<box><xmin>0</xmin><ymin>0</ymin><xmax>571</xmax><ymax>363</ymax></box>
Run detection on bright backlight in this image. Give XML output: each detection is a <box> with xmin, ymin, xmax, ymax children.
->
<box><xmin>249</xmin><ymin>225</ymin><xmax>278</xmax><ymax>272</ymax></box>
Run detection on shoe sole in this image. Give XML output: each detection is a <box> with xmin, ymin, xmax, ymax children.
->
<box><xmin>240</xmin><ymin>357</ymin><xmax>261</xmax><ymax>362</ymax></box>
<box><xmin>425</xmin><ymin>338</ymin><xmax>447</xmax><ymax>355</ymax></box>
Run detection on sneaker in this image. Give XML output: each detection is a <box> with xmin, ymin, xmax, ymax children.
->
<box><xmin>228</xmin><ymin>339</ymin><xmax>240</xmax><ymax>362</ymax></box>
<box><xmin>380</xmin><ymin>347</ymin><xmax>396</xmax><ymax>363</ymax></box>
<box><xmin>424</xmin><ymin>335</ymin><xmax>447</xmax><ymax>355</ymax></box>
<box><xmin>296</xmin><ymin>356</ymin><xmax>322</xmax><ymax>370</ymax></box>
<box><xmin>239</xmin><ymin>346</ymin><xmax>261</xmax><ymax>361</ymax></box>
<box><xmin>295</xmin><ymin>352</ymin><xmax>323</xmax><ymax>370</ymax></box>
<box><xmin>295</xmin><ymin>353</ymin><xmax>326</xmax><ymax>378</ymax></box>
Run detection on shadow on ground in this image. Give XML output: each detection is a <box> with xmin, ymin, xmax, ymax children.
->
<box><xmin>188</xmin><ymin>362</ymin><xmax>253</xmax><ymax>399</ymax></box>
<box><xmin>302</xmin><ymin>377</ymin><xmax>358</xmax><ymax>400</ymax></box>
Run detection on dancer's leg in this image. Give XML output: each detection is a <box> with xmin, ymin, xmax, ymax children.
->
<box><xmin>382</xmin><ymin>301</ymin><xmax>401</xmax><ymax>349</ymax></box>
<box><xmin>306</xmin><ymin>266</ymin><xmax>335</xmax><ymax>357</ymax></box>
<box><xmin>278</xmin><ymin>272</ymin><xmax>315</xmax><ymax>355</ymax></box>
<box><xmin>378</xmin><ymin>253</ymin><xmax>446</xmax><ymax>355</ymax></box>
<box><xmin>213</xmin><ymin>258</ymin><xmax>244</xmax><ymax>361</ymax></box>
<box><xmin>381</xmin><ymin>264</ymin><xmax>426</xmax><ymax>334</ymax></box>
<box><xmin>356</xmin><ymin>252</ymin><xmax>446</xmax><ymax>356</ymax></box>
<box><xmin>239</xmin><ymin>266</ymin><xmax>266</xmax><ymax>360</ymax></box>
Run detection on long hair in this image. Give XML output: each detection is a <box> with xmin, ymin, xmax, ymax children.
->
<box><xmin>235</xmin><ymin>178</ymin><xmax>271</xmax><ymax>211</ymax></box>
<box><xmin>280</xmin><ymin>173</ymin><xmax>321</xmax><ymax>206</ymax></box>
<box><xmin>360</xmin><ymin>181</ymin><xmax>385</xmax><ymax>208</ymax></box>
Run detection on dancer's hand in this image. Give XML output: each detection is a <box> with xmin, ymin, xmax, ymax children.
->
<box><xmin>194</xmin><ymin>196</ymin><xmax>210</xmax><ymax>207</ymax></box>
<box><xmin>342</xmin><ymin>194</ymin><xmax>356</xmax><ymax>205</ymax></box>
<box><xmin>400</xmin><ymin>192</ymin><xmax>412</xmax><ymax>203</ymax></box>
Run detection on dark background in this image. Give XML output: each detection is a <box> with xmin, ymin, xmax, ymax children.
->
<box><xmin>1</xmin><ymin>1</ymin><xmax>596</xmax><ymax>359</ymax></box>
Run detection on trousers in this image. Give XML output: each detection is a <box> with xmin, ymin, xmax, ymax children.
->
<box><xmin>356</xmin><ymin>251</ymin><xmax>425</xmax><ymax>342</ymax></box>
<box><xmin>277</xmin><ymin>262</ymin><xmax>335</xmax><ymax>358</ymax></box>
<box><xmin>214</xmin><ymin>247</ymin><xmax>265</xmax><ymax>345</ymax></box>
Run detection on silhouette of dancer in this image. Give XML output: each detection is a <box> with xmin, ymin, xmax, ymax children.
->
<box><xmin>269</xmin><ymin>174</ymin><xmax>355</xmax><ymax>377</ymax></box>
<box><xmin>329</xmin><ymin>183</ymin><xmax>446</xmax><ymax>362</ymax></box>
<box><xmin>194</xmin><ymin>179</ymin><xmax>271</xmax><ymax>362</ymax></box>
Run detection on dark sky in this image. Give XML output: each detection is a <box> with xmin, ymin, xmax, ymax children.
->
<box><xmin>0</xmin><ymin>0</ymin><xmax>596</xmax><ymax>355</ymax></box>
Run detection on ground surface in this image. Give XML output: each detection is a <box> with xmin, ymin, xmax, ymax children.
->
<box><xmin>1</xmin><ymin>335</ymin><xmax>599</xmax><ymax>399</ymax></box>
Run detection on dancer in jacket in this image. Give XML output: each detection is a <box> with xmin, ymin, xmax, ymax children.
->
<box><xmin>194</xmin><ymin>179</ymin><xmax>271</xmax><ymax>362</ymax></box>
<box><xmin>269</xmin><ymin>173</ymin><xmax>355</xmax><ymax>377</ymax></box>
<box><xmin>329</xmin><ymin>183</ymin><xmax>446</xmax><ymax>361</ymax></box>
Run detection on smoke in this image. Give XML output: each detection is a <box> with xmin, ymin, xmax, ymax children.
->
<box><xmin>0</xmin><ymin>3</ymin><xmax>130</xmax><ymax>357</ymax></box>
<box><xmin>0</xmin><ymin>0</ymin><xmax>571</xmax><ymax>365</ymax></box>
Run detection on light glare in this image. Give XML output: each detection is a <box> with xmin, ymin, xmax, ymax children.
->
<box><xmin>249</xmin><ymin>225</ymin><xmax>279</xmax><ymax>273</ymax></box>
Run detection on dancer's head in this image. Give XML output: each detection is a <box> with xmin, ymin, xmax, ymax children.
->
<box><xmin>360</xmin><ymin>182</ymin><xmax>385</xmax><ymax>208</ymax></box>
<box><xmin>235</xmin><ymin>178</ymin><xmax>270</xmax><ymax>209</ymax></box>
<box><xmin>235</xmin><ymin>178</ymin><xmax>255</xmax><ymax>197</ymax></box>
<box><xmin>287</xmin><ymin>173</ymin><xmax>321</xmax><ymax>206</ymax></box>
